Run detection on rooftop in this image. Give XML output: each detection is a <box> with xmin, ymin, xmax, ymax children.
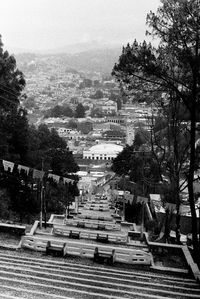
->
<box><xmin>88</xmin><ymin>143</ymin><xmax>123</xmax><ymax>154</ymax></box>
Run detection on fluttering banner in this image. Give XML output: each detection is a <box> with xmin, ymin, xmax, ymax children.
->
<box><xmin>48</xmin><ymin>173</ymin><xmax>60</xmax><ymax>182</ymax></box>
<box><xmin>33</xmin><ymin>169</ymin><xmax>45</xmax><ymax>180</ymax></box>
<box><xmin>18</xmin><ymin>164</ymin><xmax>30</xmax><ymax>174</ymax></box>
<box><xmin>1</xmin><ymin>159</ymin><xmax>73</xmax><ymax>183</ymax></box>
<box><xmin>165</xmin><ymin>202</ymin><xmax>176</xmax><ymax>213</ymax></box>
<box><xmin>2</xmin><ymin>160</ymin><xmax>14</xmax><ymax>172</ymax></box>
<box><xmin>136</xmin><ymin>196</ymin><xmax>148</xmax><ymax>204</ymax></box>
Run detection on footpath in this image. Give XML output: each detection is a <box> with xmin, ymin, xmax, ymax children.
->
<box><xmin>0</xmin><ymin>193</ymin><xmax>199</xmax><ymax>298</ymax></box>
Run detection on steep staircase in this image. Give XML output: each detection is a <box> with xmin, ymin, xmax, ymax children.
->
<box><xmin>0</xmin><ymin>249</ymin><xmax>199</xmax><ymax>299</ymax></box>
<box><xmin>1</xmin><ymin>192</ymin><xmax>199</xmax><ymax>298</ymax></box>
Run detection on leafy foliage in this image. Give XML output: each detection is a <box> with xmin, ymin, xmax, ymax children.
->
<box><xmin>90</xmin><ymin>107</ymin><xmax>104</xmax><ymax>118</ymax></box>
<box><xmin>0</xmin><ymin>35</ymin><xmax>25</xmax><ymax>111</ymax></box>
<box><xmin>25</xmin><ymin>123</ymin><xmax>80</xmax><ymax>176</ymax></box>
<box><xmin>44</xmin><ymin>104</ymin><xmax>74</xmax><ymax>118</ymax></box>
<box><xmin>47</xmin><ymin>148</ymin><xmax>79</xmax><ymax>176</ymax></box>
<box><xmin>112</xmin><ymin>143</ymin><xmax>160</xmax><ymax>188</ymax></box>
<box><xmin>112</xmin><ymin>0</ymin><xmax>200</xmax><ymax>254</ymax></box>
<box><xmin>79</xmin><ymin>78</ymin><xmax>93</xmax><ymax>89</ymax></box>
<box><xmin>90</xmin><ymin>89</ymin><xmax>104</xmax><ymax>99</ymax></box>
<box><xmin>0</xmin><ymin>36</ymin><xmax>80</xmax><ymax>222</ymax></box>
<box><xmin>75</xmin><ymin>103</ymin><xmax>86</xmax><ymax>118</ymax></box>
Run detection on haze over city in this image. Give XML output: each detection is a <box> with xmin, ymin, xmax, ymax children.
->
<box><xmin>1</xmin><ymin>0</ymin><xmax>160</xmax><ymax>53</ymax></box>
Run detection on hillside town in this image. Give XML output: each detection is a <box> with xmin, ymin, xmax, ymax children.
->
<box><xmin>19</xmin><ymin>53</ymin><xmax>156</xmax><ymax>151</ymax></box>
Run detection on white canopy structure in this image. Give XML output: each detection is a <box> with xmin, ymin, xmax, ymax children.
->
<box><xmin>83</xmin><ymin>143</ymin><xmax>123</xmax><ymax>160</ymax></box>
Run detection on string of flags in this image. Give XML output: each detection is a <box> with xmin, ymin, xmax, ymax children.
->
<box><xmin>1</xmin><ymin>159</ymin><xmax>74</xmax><ymax>183</ymax></box>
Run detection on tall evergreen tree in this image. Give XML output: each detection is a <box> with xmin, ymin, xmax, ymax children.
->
<box><xmin>112</xmin><ymin>0</ymin><xmax>200</xmax><ymax>259</ymax></box>
<box><xmin>75</xmin><ymin>103</ymin><xmax>85</xmax><ymax>118</ymax></box>
<box><xmin>0</xmin><ymin>36</ymin><xmax>27</xmax><ymax>162</ymax></box>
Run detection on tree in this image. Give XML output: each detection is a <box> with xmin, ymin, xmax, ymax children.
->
<box><xmin>9</xmin><ymin>176</ymin><xmax>39</xmax><ymax>223</ymax></box>
<box><xmin>108</xmin><ymin>92</ymin><xmax>122</xmax><ymax>110</ymax></box>
<box><xmin>67</xmin><ymin>119</ymin><xmax>77</xmax><ymax>129</ymax></box>
<box><xmin>133</xmin><ymin>128</ymin><xmax>150</xmax><ymax>150</ymax></box>
<box><xmin>26</xmin><ymin>124</ymin><xmax>68</xmax><ymax>171</ymax></box>
<box><xmin>116</xmin><ymin>98</ymin><xmax>122</xmax><ymax>110</ymax></box>
<box><xmin>6</xmin><ymin>108</ymin><xmax>30</xmax><ymax>163</ymax></box>
<box><xmin>75</xmin><ymin>103</ymin><xmax>85</xmax><ymax>118</ymax></box>
<box><xmin>90</xmin><ymin>107</ymin><xmax>103</xmax><ymax>118</ymax></box>
<box><xmin>0</xmin><ymin>35</ymin><xmax>25</xmax><ymax>111</ymax></box>
<box><xmin>112</xmin><ymin>0</ymin><xmax>200</xmax><ymax>258</ymax></box>
<box><xmin>93</xmin><ymin>80</ymin><xmax>101</xmax><ymax>88</ymax></box>
<box><xmin>112</xmin><ymin>144</ymin><xmax>134</xmax><ymax>176</ymax></box>
<box><xmin>90</xmin><ymin>90</ymin><xmax>104</xmax><ymax>99</ymax></box>
<box><xmin>0</xmin><ymin>37</ymin><xmax>80</xmax><ymax>222</ymax></box>
<box><xmin>0</xmin><ymin>108</ymin><xmax>29</xmax><ymax>162</ymax></box>
<box><xmin>112</xmin><ymin>144</ymin><xmax>160</xmax><ymax>195</ymax></box>
<box><xmin>148</xmin><ymin>97</ymin><xmax>191</xmax><ymax>242</ymax></box>
<box><xmin>44</xmin><ymin>104</ymin><xmax>74</xmax><ymax>118</ymax></box>
<box><xmin>47</xmin><ymin>148</ymin><xmax>79</xmax><ymax>176</ymax></box>
<box><xmin>49</xmin><ymin>105</ymin><xmax>63</xmax><ymax>117</ymax></box>
<box><xmin>23</xmin><ymin>96</ymin><xmax>36</xmax><ymax>109</ymax></box>
<box><xmin>62</xmin><ymin>105</ymin><xmax>74</xmax><ymax>117</ymax></box>
<box><xmin>0</xmin><ymin>36</ymin><xmax>27</xmax><ymax>163</ymax></box>
<box><xmin>79</xmin><ymin>78</ymin><xmax>92</xmax><ymax>89</ymax></box>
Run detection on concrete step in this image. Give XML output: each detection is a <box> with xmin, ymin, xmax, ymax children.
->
<box><xmin>0</xmin><ymin>250</ymin><xmax>199</xmax><ymax>299</ymax></box>
<box><xmin>0</xmin><ymin>263</ymin><xmax>199</xmax><ymax>293</ymax></box>
<box><xmin>0</xmin><ymin>253</ymin><xmax>197</xmax><ymax>288</ymax></box>
<box><xmin>1</xmin><ymin>273</ymin><xmax>199</xmax><ymax>299</ymax></box>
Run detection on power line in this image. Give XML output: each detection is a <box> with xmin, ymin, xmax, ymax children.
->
<box><xmin>0</xmin><ymin>95</ymin><xmax>19</xmax><ymax>106</ymax></box>
<box><xmin>0</xmin><ymin>86</ymin><xmax>19</xmax><ymax>98</ymax></box>
<box><xmin>0</xmin><ymin>82</ymin><xmax>22</xmax><ymax>94</ymax></box>
<box><xmin>0</xmin><ymin>86</ymin><xmax>18</xmax><ymax>98</ymax></box>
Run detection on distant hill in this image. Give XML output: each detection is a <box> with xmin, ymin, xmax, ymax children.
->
<box><xmin>61</xmin><ymin>47</ymin><xmax>122</xmax><ymax>74</ymax></box>
<box><xmin>40</xmin><ymin>40</ymin><xmax>120</xmax><ymax>55</ymax></box>
<box><xmin>16</xmin><ymin>46</ymin><xmax>123</xmax><ymax>75</ymax></box>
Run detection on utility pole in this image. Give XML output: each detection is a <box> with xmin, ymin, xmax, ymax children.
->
<box><xmin>39</xmin><ymin>158</ymin><xmax>44</xmax><ymax>230</ymax></box>
<box><xmin>141</xmin><ymin>201</ymin><xmax>145</xmax><ymax>239</ymax></box>
<box><xmin>122</xmin><ymin>174</ymin><xmax>129</xmax><ymax>222</ymax></box>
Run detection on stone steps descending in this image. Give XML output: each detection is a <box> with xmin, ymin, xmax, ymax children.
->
<box><xmin>0</xmin><ymin>253</ymin><xmax>196</xmax><ymax>287</ymax></box>
<box><xmin>0</xmin><ymin>250</ymin><xmax>199</xmax><ymax>299</ymax></box>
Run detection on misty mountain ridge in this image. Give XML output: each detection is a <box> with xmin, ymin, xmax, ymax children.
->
<box><xmin>61</xmin><ymin>47</ymin><xmax>122</xmax><ymax>74</ymax></box>
<box><xmin>38</xmin><ymin>40</ymin><xmax>124</xmax><ymax>55</ymax></box>
<box><xmin>16</xmin><ymin>44</ymin><xmax>123</xmax><ymax>75</ymax></box>
<box><xmin>8</xmin><ymin>39</ymin><xmax>125</xmax><ymax>55</ymax></box>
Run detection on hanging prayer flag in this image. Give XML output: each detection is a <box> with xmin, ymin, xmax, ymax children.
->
<box><xmin>63</xmin><ymin>177</ymin><xmax>72</xmax><ymax>183</ymax></box>
<box><xmin>18</xmin><ymin>164</ymin><xmax>30</xmax><ymax>174</ymax></box>
<box><xmin>136</xmin><ymin>196</ymin><xmax>148</xmax><ymax>204</ymax></box>
<box><xmin>33</xmin><ymin>169</ymin><xmax>45</xmax><ymax>180</ymax></box>
<box><xmin>165</xmin><ymin>202</ymin><xmax>176</xmax><ymax>213</ymax></box>
<box><xmin>125</xmin><ymin>193</ymin><xmax>134</xmax><ymax>204</ymax></box>
<box><xmin>2</xmin><ymin>160</ymin><xmax>14</xmax><ymax>172</ymax></box>
<box><xmin>48</xmin><ymin>173</ymin><xmax>60</xmax><ymax>182</ymax></box>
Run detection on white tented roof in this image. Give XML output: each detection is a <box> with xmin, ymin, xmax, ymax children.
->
<box><xmin>88</xmin><ymin>143</ymin><xmax>123</xmax><ymax>154</ymax></box>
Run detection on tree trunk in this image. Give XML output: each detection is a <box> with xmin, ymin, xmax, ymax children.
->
<box><xmin>175</xmin><ymin>179</ymin><xmax>181</xmax><ymax>244</ymax></box>
<box><xmin>164</xmin><ymin>209</ymin><xmax>170</xmax><ymax>243</ymax></box>
<box><xmin>187</xmin><ymin>35</ymin><xmax>199</xmax><ymax>261</ymax></box>
<box><xmin>175</xmin><ymin>208</ymin><xmax>181</xmax><ymax>244</ymax></box>
<box><xmin>188</xmin><ymin>112</ymin><xmax>199</xmax><ymax>261</ymax></box>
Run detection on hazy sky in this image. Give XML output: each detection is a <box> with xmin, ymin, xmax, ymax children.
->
<box><xmin>0</xmin><ymin>0</ymin><xmax>160</xmax><ymax>52</ymax></box>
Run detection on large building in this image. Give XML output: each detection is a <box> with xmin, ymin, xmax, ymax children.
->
<box><xmin>83</xmin><ymin>143</ymin><xmax>123</xmax><ymax>160</ymax></box>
